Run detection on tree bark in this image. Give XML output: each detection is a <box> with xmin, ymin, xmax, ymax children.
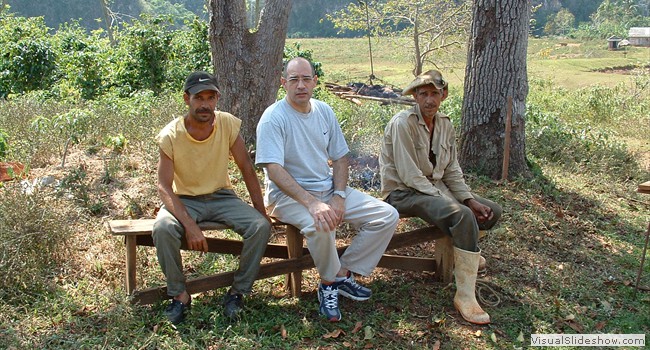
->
<box><xmin>459</xmin><ymin>0</ymin><xmax>531</xmax><ymax>180</ymax></box>
<box><xmin>208</xmin><ymin>0</ymin><xmax>292</xmax><ymax>146</ymax></box>
<box><xmin>99</xmin><ymin>0</ymin><xmax>115</xmax><ymax>46</ymax></box>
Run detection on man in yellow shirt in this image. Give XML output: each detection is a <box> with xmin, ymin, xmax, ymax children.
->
<box><xmin>153</xmin><ymin>71</ymin><xmax>271</xmax><ymax>325</ymax></box>
<box><xmin>380</xmin><ymin>70</ymin><xmax>502</xmax><ymax>325</ymax></box>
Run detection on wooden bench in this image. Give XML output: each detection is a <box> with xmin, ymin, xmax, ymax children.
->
<box><xmin>108</xmin><ymin>218</ymin><xmax>452</xmax><ymax>305</ymax></box>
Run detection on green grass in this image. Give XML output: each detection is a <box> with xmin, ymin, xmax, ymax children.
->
<box><xmin>1</xmin><ymin>36</ymin><xmax>649</xmax><ymax>349</ymax></box>
<box><xmin>291</xmin><ymin>37</ymin><xmax>650</xmax><ymax>90</ymax></box>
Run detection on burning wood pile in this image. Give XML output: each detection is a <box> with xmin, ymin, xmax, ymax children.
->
<box><xmin>325</xmin><ymin>82</ymin><xmax>416</xmax><ymax>106</ymax></box>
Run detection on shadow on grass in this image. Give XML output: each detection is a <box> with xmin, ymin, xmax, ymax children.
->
<box><xmin>474</xmin><ymin>167</ymin><xmax>650</xmax><ymax>343</ymax></box>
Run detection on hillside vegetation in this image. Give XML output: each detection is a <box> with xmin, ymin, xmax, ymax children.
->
<box><xmin>0</xmin><ymin>37</ymin><xmax>649</xmax><ymax>349</ymax></box>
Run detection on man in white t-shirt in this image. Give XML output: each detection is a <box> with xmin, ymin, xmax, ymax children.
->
<box><xmin>153</xmin><ymin>71</ymin><xmax>271</xmax><ymax>325</ymax></box>
<box><xmin>255</xmin><ymin>57</ymin><xmax>399</xmax><ymax>322</ymax></box>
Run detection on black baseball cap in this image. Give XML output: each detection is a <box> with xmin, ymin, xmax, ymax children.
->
<box><xmin>183</xmin><ymin>71</ymin><xmax>220</xmax><ymax>95</ymax></box>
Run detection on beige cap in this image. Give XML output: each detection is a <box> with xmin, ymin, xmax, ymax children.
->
<box><xmin>402</xmin><ymin>69</ymin><xmax>447</xmax><ymax>96</ymax></box>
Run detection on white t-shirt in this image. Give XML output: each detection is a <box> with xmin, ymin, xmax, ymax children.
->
<box><xmin>255</xmin><ymin>97</ymin><xmax>349</xmax><ymax>205</ymax></box>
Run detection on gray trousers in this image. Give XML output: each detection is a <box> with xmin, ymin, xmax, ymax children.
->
<box><xmin>267</xmin><ymin>187</ymin><xmax>399</xmax><ymax>282</ymax></box>
<box><xmin>386</xmin><ymin>189</ymin><xmax>502</xmax><ymax>252</ymax></box>
<box><xmin>152</xmin><ymin>189</ymin><xmax>271</xmax><ymax>297</ymax></box>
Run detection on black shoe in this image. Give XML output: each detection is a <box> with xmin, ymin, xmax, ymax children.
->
<box><xmin>164</xmin><ymin>298</ymin><xmax>191</xmax><ymax>325</ymax></box>
<box><xmin>223</xmin><ymin>289</ymin><xmax>244</xmax><ymax>321</ymax></box>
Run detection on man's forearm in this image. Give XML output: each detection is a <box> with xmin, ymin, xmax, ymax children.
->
<box><xmin>331</xmin><ymin>156</ymin><xmax>349</xmax><ymax>191</ymax></box>
<box><xmin>158</xmin><ymin>185</ymin><xmax>195</xmax><ymax>228</ymax></box>
<box><xmin>266</xmin><ymin>164</ymin><xmax>316</xmax><ymax>208</ymax></box>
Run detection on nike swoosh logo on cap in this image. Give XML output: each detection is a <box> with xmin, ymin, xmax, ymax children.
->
<box><xmin>198</xmin><ymin>78</ymin><xmax>211</xmax><ymax>82</ymax></box>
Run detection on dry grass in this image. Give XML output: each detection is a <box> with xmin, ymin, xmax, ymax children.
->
<box><xmin>0</xmin><ymin>37</ymin><xmax>649</xmax><ymax>349</ymax></box>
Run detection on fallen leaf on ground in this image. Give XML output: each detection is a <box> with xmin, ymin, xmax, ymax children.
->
<box><xmin>352</xmin><ymin>321</ymin><xmax>363</xmax><ymax>333</ymax></box>
<box><xmin>323</xmin><ymin>329</ymin><xmax>345</xmax><ymax>339</ymax></box>
<box><xmin>364</xmin><ymin>326</ymin><xmax>375</xmax><ymax>340</ymax></box>
<box><xmin>565</xmin><ymin>320</ymin><xmax>585</xmax><ymax>333</ymax></box>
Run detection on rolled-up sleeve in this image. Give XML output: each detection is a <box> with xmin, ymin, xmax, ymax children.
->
<box><xmin>441</xmin><ymin>141</ymin><xmax>473</xmax><ymax>203</ymax></box>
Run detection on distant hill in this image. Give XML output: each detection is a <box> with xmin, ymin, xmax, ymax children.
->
<box><xmin>5</xmin><ymin>0</ymin><xmax>355</xmax><ymax>37</ymax></box>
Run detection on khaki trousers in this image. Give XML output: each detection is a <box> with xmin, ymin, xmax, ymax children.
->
<box><xmin>267</xmin><ymin>187</ymin><xmax>399</xmax><ymax>282</ymax></box>
<box><xmin>152</xmin><ymin>189</ymin><xmax>271</xmax><ymax>297</ymax></box>
<box><xmin>386</xmin><ymin>188</ymin><xmax>502</xmax><ymax>251</ymax></box>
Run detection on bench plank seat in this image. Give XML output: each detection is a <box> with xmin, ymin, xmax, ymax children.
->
<box><xmin>108</xmin><ymin>218</ymin><xmax>452</xmax><ymax>305</ymax></box>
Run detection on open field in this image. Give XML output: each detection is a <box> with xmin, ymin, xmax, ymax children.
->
<box><xmin>1</xmin><ymin>36</ymin><xmax>649</xmax><ymax>349</ymax></box>
<box><xmin>289</xmin><ymin>37</ymin><xmax>650</xmax><ymax>89</ymax></box>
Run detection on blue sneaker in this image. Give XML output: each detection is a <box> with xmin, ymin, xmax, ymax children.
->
<box><xmin>337</xmin><ymin>273</ymin><xmax>371</xmax><ymax>301</ymax></box>
<box><xmin>164</xmin><ymin>298</ymin><xmax>191</xmax><ymax>325</ymax></box>
<box><xmin>222</xmin><ymin>289</ymin><xmax>244</xmax><ymax>321</ymax></box>
<box><xmin>318</xmin><ymin>283</ymin><xmax>341</xmax><ymax>322</ymax></box>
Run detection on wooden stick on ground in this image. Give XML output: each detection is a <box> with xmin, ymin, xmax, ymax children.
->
<box><xmin>340</xmin><ymin>93</ymin><xmax>415</xmax><ymax>106</ymax></box>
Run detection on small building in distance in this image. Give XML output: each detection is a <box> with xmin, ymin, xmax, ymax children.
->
<box><xmin>628</xmin><ymin>27</ymin><xmax>650</xmax><ymax>47</ymax></box>
<box><xmin>607</xmin><ymin>36</ymin><xmax>622</xmax><ymax>50</ymax></box>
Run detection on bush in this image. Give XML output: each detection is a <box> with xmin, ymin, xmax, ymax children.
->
<box><xmin>283</xmin><ymin>42</ymin><xmax>324</xmax><ymax>79</ymax></box>
<box><xmin>0</xmin><ymin>183</ymin><xmax>73</xmax><ymax>300</ymax></box>
<box><xmin>0</xmin><ymin>14</ymin><xmax>57</xmax><ymax>97</ymax></box>
<box><xmin>52</xmin><ymin>21</ymin><xmax>112</xmax><ymax>100</ymax></box>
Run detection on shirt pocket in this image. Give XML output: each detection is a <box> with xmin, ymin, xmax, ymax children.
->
<box><xmin>414</xmin><ymin>139</ymin><xmax>433</xmax><ymax>174</ymax></box>
<box><xmin>438</xmin><ymin>142</ymin><xmax>452</xmax><ymax>170</ymax></box>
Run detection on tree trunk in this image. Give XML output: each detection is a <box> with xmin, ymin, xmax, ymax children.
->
<box><xmin>99</xmin><ymin>0</ymin><xmax>115</xmax><ymax>46</ymax></box>
<box><xmin>208</xmin><ymin>0</ymin><xmax>292</xmax><ymax>146</ymax></box>
<box><xmin>413</xmin><ymin>5</ymin><xmax>422</xmax><ymax>76</ymax></box>
<box><xmin>459</xmin><ymin>0</ymin><xmax>531</xmax><ymax>180</ymax></box>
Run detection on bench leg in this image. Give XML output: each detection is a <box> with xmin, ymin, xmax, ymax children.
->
<box><xmin>285</xmin><ymin>225</ymin><xmax>303</xmax><ymax>297</ymax></box>
<box><xmin>125</xmin><ymin>235</ymin><xmax>137</xmax><ymax>295</ymax></box>
<box><xmin>434</xmin><ymin>236</ymin><xmax>454</xmax><ymax>283</ymax></box>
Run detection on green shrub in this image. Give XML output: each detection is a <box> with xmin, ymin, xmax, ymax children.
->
<box><xmin>52</xmin><ymin>21</ymin><xmax>112</xmax><ymax>100</ymax></box>
<box><xmin>0</xmin><ymin>14</ymin><xmax>57</xmax><ymax>97</ymax></box>
<box><xmin>165</xmin><ymin>17</ymin><xmax>212</xmax><ymax>89</ymax></box>
<box><xmin>105</xmin><ymin>134</ymin><xmax>128</xmax><ymax>154</ymax></box>
<box><xmin>283</xmin><ymin>42</ymin><xmax>324</xmax><ymax>79</ymax></box>
<box><xmin>109</xmin><ymin>15</ymin><xmax>175</xmax><ymax>97</ymax></box>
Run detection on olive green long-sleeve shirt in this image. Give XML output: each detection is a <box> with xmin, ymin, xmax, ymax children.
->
<box><xmin>379</xmin><ymin>104</ymin><xmax>473</xmax><ymax>203</ymax></box>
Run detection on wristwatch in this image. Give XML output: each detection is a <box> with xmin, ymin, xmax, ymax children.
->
<box><xmin>333</xmin><ymin>190</ymin><xmax>347</xmax><ymax>199</ymax></box>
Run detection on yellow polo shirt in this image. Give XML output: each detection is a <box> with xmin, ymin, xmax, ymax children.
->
<box><xmin>156</xmin><ymin>112</ymin><xmax>241</xmax><ymax>196</ymax></box>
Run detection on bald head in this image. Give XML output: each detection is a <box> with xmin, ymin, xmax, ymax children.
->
<box><xmin>283</xmin><ymin>57</ymin><xmax>316</xmax><ymax>78</ymax></box>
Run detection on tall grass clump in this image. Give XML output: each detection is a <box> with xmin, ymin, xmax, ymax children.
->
<box><xmin>0</xmin><ymin>183</ymin><xmax>74</xmax><ymax>301</ymax></box>
<box><xmin>526</xmin><ymin>76</ymin><xmax>648</xmax><ymax>182</ymax></box>
<box><xmin>526</xmin><ymin>105</ymin><xmax>638</xmax><ymax>178</ymax></box>
<box><xmin>528</xmin><ymin>74</ymin><xmax>650</xmax><ymax>135</ymax></box>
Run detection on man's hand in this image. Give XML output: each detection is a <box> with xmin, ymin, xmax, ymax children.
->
<box><xmin>465</xmin><ymin>198</ymin><xmax>493</xmax><ymax>223</ymax></box>
<box><xmin>185</xmin><ymin>224</ymin><xmax>208</xmax><ymax>252</ymax></box>
<box><xmin>309</xmin><ymin>200</ymin><xmax>340</xmax><ymax>232</ymax></box>
<box><xmin>327</xmin><ymin>195</ymin><xmax>346</xmax><ymax>227</ymax></box>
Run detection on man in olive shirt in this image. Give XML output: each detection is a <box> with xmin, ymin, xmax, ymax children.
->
<box><xmin>379</xmin><ymin>70</ymin><xmax>502</xmax><ymax>325</ymax></box>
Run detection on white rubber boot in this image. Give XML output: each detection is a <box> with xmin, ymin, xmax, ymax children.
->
<box><xmin>479</xmin><ymin>255</ymin><xmax>486</xmax><ymax>271</ymax></box>
<box><xmin>478</xmin><ymin>231</ymin><xmax>487</xmax><ymax>271</ymax></box>
<box><xmin>453</xmin><ymin>247</ymin><xmax>490</xmax><ymax>325</ymax></box>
